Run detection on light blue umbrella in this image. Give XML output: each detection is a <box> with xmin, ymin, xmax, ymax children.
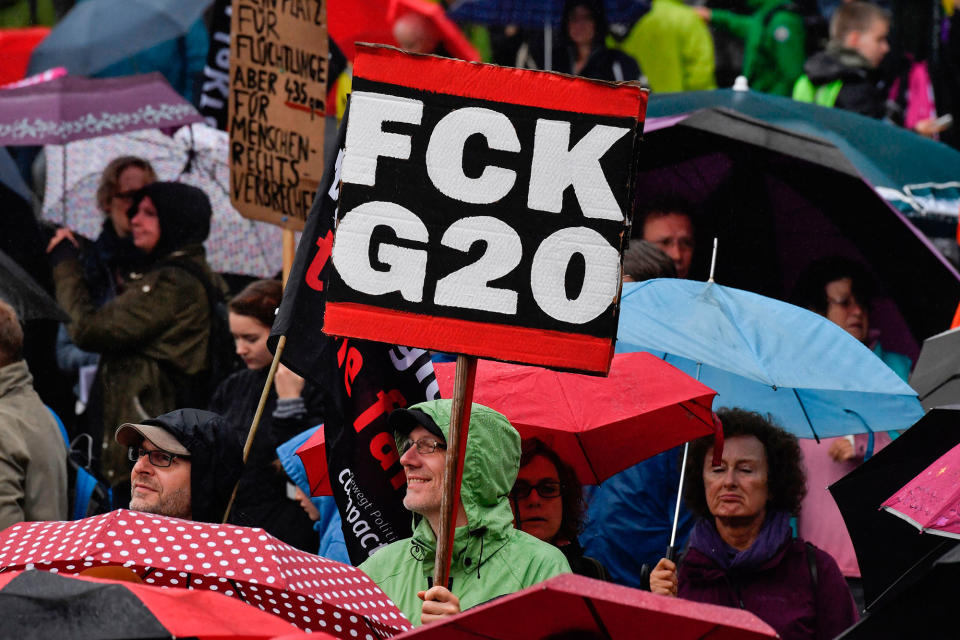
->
<box><xmin>615</xmin><ymin>277</ymin><xmax>924</xmax><ymax>559</ymax></box>
<box><xmin>616</xmin><ymin>278</ymin><xmax>923</xmax><ymax>440</ymax></box>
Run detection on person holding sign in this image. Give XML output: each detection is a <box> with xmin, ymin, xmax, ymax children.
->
<box><xmin>359</xmin><ymin>400</ymin><xmax>570</xmax><ymax>626</ymax></box>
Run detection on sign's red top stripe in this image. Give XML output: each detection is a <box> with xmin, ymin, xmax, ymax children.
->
<box><xmin>353</xmin><ymin>44</ymin><xmax>648</xmax><ymax>121</ymax></box>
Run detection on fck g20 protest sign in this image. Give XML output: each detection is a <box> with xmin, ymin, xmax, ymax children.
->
<box><xmin>323</xmin><ymin>45</ymin><xmax>647</xmax><ymax>374</ymax></box>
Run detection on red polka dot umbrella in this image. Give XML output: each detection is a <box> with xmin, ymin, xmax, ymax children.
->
<box><xmin>0</xmin><ymin>510</ymin><xmax>412</xmax><ymax>639</ymax></box>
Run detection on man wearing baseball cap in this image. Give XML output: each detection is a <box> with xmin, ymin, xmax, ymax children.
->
<box><xmin>115</xmin><ymin>409</ymin><xmax>243</xmax><ymax>523</ymax></box>
<box><xmin>359</xmin><ymin>399</ymin><xmax>570</xmax><ymax>626</ymax></box>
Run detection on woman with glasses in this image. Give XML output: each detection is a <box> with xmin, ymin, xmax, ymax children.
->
<box><xmin>791</xmin><ymin>255</ymin><xmax>906</xmax><ymax>611</ymax></box>
<box><xmin>511</xmin><ymin>438</ymin><xmax>609</xmax><ymax>580</ymax></box>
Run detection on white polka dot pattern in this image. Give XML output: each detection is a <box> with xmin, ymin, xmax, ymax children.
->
<box><xmin>0</xmin><ymin>510</ymin><xmax>411</xmax><ymax>638</ymax></box>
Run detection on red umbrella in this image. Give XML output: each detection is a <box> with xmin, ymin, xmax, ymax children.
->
<box><xmin>0</xmin><ymin>569</ymin><xmax>308</xmax><ymax>640</ymax></box>
<box><xmin>328</xmin><ymin>0</ymin><xmax>480</xmax><ymax>62</ymax></box>
<box><xmin>435</xmin><ymin>352</ymin><xmax>718</xmax><ymax>485</ymax></box>
<box><xmin>0</xmin><ymin>510</ymin><xmax>412</xmax><ymax>638</ymax></box>
<box><xmin>395</xmin><ymin>573</ymin><xmax>778</xmax><ymax>639</ymax></box>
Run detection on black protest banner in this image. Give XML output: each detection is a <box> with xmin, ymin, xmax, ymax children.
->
<box><xmin>323</xmin><ymin>45</ymin><xmax>647</xmax><ymax>375</ymax></box>
<box><xmin>270</xmin><ymin>109</ymin><xmax>440</xmax><ymax>564</ymax></box>
<box><xmin>228</xmin><ymin>0</ymin><xmax>327</xmax><ymax>229</ymax></box>
<box><xmin>198</xmin><ymin>0</ymin><xmax>232</xmax><ymax>129</ymax></box>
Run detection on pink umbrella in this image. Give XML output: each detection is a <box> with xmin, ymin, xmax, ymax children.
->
<box><xmin>882</xmin><ymin>442</ymin><xmax>960</xmax><ymax>539</ymax></box>
<box><xmin>0</xmin><ymin>72</ymin><xmax>201</xmax><ymax>146</ymax></box>
<box><xmin>0</xmin><ymin>510</ymin><xmax>412</xmax><ymax>637</ymax></box>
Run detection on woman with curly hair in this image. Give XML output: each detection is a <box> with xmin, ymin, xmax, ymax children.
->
<box><xmin>650</xmin><ymin>408</ymin><xmax>857</xmax><ymax>640</ymax></box>
<box><xmin>510</xmin><ymin>438</ymin><xmax>609</xmax><ymax>580</ymax></box>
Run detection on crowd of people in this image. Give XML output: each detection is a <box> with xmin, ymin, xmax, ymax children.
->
<box><xmin>0</xmin><ymin>0</ymin><xmax>954</xmax><ymax>637</ymax></box>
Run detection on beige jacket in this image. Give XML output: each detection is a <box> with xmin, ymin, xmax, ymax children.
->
<box><xmin>0</xmin><ymin>360</ymin><xmax>68</xmax><ymax>530</ymax></box>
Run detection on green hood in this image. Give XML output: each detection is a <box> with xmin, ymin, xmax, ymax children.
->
<box><xmin>395</xmin><ymin>399</ymin><xmax>520</xmax><ymax>536</ymax></box>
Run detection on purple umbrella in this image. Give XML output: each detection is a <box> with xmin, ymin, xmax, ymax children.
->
<box><xmin>0</xmin><ymin>72</ymin><xmax>202</xmax><ymax>146</ymax></box>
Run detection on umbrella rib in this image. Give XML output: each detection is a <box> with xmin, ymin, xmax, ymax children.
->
<box><xmin>792</xmin><ymin>388</ymin><xmax>820</xmax><ymax>442</ymax></box>
<box><xmin>574</xmin><ymin>435</ymin><xmax>602</xmax><ymax>485</ymax></box>
<box><xmin>581</xmin><ymin>596</ymin><xmax>612</xmax><ymax>640</ymax></box>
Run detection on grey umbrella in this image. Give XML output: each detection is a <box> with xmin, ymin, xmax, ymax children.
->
<box><xmin>909</xmin><ymin>327</ymin><xmax>960</xmax><ymax>410</ymax></box>
<box><xmin>0</xmin><ymin>248</ymin><xmax>69</xmax><ymax>323</ymax></box>
<box><xmin>27</xmin><ymin>0</ymin><xmax>214</xmax><ymax>77</ymax></box>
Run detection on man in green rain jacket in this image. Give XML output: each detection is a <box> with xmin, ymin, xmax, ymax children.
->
<box><xmin>359</xmin><ymin>400</ymin><xmax>570</xmax><ymax>626</ymax></box>
<box><xmin>697</xmin><ymin>0</ymin><xmax>806</xmax><ymax>95</ymax></box>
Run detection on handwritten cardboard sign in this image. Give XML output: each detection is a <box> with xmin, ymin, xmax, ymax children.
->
<box><xmin>323</xmin><ymin>45</ymin><xmax>647</xmax><ymax>374</ymax></box>
<box><xmin>228</xmin><ymin>0</ymin><xmax>328</xmax><ymax>230</ymax></box>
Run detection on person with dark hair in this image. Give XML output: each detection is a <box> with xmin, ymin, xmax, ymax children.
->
<box><xmin>552</xmin><ymin>0</ymin><xmax>641</xmax><ymax>81</ymax></box>
<box><xmin>638</xmin><ymin>203</ymin><xmax>695</xmax><ymax>278</ymax></box>
<box><xmin>650</xmin><ymin>408</ymin><xmax>858</xmax><ymax>640</ymax></box>
<box><xmin>207</xmin><ymin>279</ymin><xmax>324</xmax><ymax>550</ymax></box>
<box><xmin>51</xmin><ymin>182</ymin><xmax>226</xmax><ymax>496</ymax></box>
<box><xmin>791</xmin><ymin>255</ymin><xmax>909</xmax><ymax>377</ymax></box>
<box><xmin>511</xmin><ymin>439</ymin><xmax>609</xmax><ymax>580</ymax></box>
<box><xmin>622</xmin><ymin>240</ymin><xmax>677</xmax><ymax>282</ymax></box>
<box><xmin>0</xmin><ymin>299</ymin><xmax>68</xmax><ymax>530</ymax></box>
<box><xmin>115</xmin><ymin>409</ymin><xmax>243</xmax><ymax>523</ymax></box>
<box><xmin>791</xmin><ymin>255</ymin><xmax>904</xmax><ymax>610</ymax></box>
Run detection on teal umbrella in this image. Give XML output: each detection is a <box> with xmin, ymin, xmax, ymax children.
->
<box><xmin>646</xmin><ymin>89</ymin><xmax>960</xmax><ymax>224</ymax></box>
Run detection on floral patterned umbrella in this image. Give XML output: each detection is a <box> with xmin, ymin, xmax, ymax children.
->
<box><xmin>0</xmin><ymin>510</ymin><xmax>412</xmax><ymax>639</ymax></box>
<box><xmin>42</xmin><ymin>124</ymin><xmax>285</xmax><ymax>277</ymax></box>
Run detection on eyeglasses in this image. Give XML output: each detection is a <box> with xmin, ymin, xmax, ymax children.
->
<box><xmin>399</xmin><ymin>437</ymin><xmax>447</xmax><ymax>456</ymax></box>
<box><xmin>827</xmin><ymin>295</ymin><xmax>866</xmax><ymax>311</ymax></box>
<box><xmin>510</xmin><ymin>480</ymin><xmax>563</xmax><ymax>500</ymax></box>
<box><xmin>128</xmin><ymin>446</ymin><xmax>189</xmax><ymax>468</ymax></box>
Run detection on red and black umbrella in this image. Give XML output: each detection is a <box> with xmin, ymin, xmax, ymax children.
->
<box><xmin>0</xmin><ymin>569</ymin><xmax>314</xmax><ymax>640</ymax></box>
<box><xmin>0</xmin><ymin>510</ymin><xmax>412</xmax><ymax>638</ymax></box>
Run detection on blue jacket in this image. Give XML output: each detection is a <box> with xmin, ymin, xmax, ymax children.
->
<box><xmin>276</xmin><ymin>426</ymin><xmax>350</xmax><ymax>564</ymax></box>
<box><xmin>580</xmin><ymin>446</ymin><xmax>694</xmax><ymax>588</ymax></box>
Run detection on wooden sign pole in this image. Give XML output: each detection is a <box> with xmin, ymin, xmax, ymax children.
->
<box><xmin>282</xmin><ymin>228</ymin><xmax>296</xmax><ymax>287</ymax></box>
<box><xmin>433</xmin><ymin>354</ymin><xmax>478</xmax><ymax>589</ymax></box>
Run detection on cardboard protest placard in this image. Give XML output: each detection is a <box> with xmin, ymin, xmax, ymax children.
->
<box><xmin>323</xmin><ymin>45</ymin><xmax>647</xmax><ymax>374</ymax></box>
<box><xmin>228</xmin><ymin>0</ymin><xmax>328</xmax><ymax>230</ymax></box>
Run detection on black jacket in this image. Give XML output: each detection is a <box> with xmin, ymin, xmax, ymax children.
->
<box><xmin>210</xmin><ymin>367</ymin><xmax>325</xmax><ymax>550</ymax></box>
<box><xmin>138</xmin><ymin>409</ymin><xmax>243</xmax><ymax>524</ymax></box>
<box><xmin>802</xmin><ymin>46</ymin><xmax>889</xmax><ymax>120</ymax></box>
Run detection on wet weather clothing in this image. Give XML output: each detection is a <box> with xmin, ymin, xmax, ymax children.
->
<box><xmin>613</xmin><ymin>0</ymin><xmax>716</xmax><ymax>92</ymax></box>
<box><xmin>135</xmin><ymin>409</ymin><xmax>244</xmax><ymax>524</ymax></box>
<box><xmin>359</xmin><ymin>400</ymin><xmax>570</xmax><ymax>626</ymax></box>
<box><xmin>53</xmin><ymin>183</ymin><xmax>225</xmax><ymax>492</ymax></box>
<box><xmin>581</xmin><ymin>446</ymin><xmax>694</xmax><ymax>588</ymax></box>
<box><xmin>710</xmin><ymin>0</ymin><xmax>806</xmax><ymax>95</ymax></box>
<box><xmin>276</xmin><ymin>425</ymin><xmax>349</xmax><ymax>563</ymax></box>
<box><xmin>0</xmin><ymin>360</ymin><xmax>68</xmax><ymax>530</ymax></box>
<box><xmin>793</xmin><ymin>46</ymin><xmax>887</xmax><ymax>118</ymax></box>
<box><xmin>678</xmin><ymin>511</ymin><xmax>858</xmax><ymax>640</ymax></box>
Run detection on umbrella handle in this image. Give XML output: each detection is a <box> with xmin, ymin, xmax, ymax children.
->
<box><xmin>666</xmin><ymin>544</ymin><xmax>678</xmax><ymax>563</ymax></box>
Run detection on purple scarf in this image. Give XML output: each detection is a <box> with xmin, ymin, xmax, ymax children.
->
<box><xmin>687</xmin><ymin>511</ymin><xmax>792</xmax><ymax>573</ymax></box>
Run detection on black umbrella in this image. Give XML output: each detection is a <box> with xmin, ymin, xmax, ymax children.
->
<box><xmin>909</xmin><ymin>327</ymin><xmax>960</xmax><ymax>410</ymax></box>
<box><xmin>835</xmin><ymin>544</ymin><xmax>960</xmax><ymax>639</ymax></box>
<box><xmin>0</xmin><ymin>247</ymin><xmax>69</xmax><ymax>323</ymax></box>
<box><xmin>0</xmin><ymin>570</ymin><xmax>170</xmax><ymax>640</ymax></box>
<box><xmin>828</xmin><ymin>406</ymin><xmax>960</xmax><ymax>610</ymax></box>
<box><xmin>636</xmin><ymin>107</ymin><xmax>960</xmax><ymax>360</ymax></box>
